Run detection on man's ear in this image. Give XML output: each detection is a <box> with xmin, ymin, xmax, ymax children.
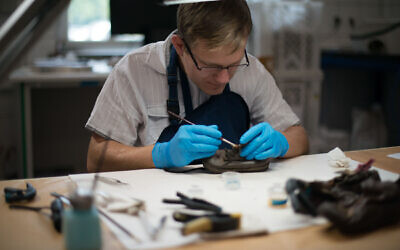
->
<box><xmin>171</xmin><ymin>35</ymin><xmax>185</xmax><ymax>56</ymax></box>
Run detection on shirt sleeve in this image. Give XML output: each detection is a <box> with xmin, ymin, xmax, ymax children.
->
<box><xmin>85</xmin><ymin>63</ymin><xmax>146</xmax><ymax>146</ymax></box>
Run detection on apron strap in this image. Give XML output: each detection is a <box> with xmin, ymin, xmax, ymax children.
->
<box><xmin>167</xmin><ymin>46</ymin><xmax>233</xmax><ymax>121</ymax></box>
<box><xmin>167</xmin><ymin>46</ymin><xmax>195</xmax><ymax>121</ymax></box>
<box><xmin>179</xmin><ymin>66</ymin><xmax>194</xmax><ymax>114</ymax></box>
<box><xmin>223</xmin><ymin>84</ymin><xmax>230</xmax><ymax>93</ymax></box>
<box><xmin>167</xmin><ymin>46</ymin><xmax>180</xmax><ymax>125</ymax></box>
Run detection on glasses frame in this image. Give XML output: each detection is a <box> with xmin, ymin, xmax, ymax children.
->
<box><xmin>183</xmin><ymin>39</ymin><xmax>250</xmax><ymax>72</ymax></box>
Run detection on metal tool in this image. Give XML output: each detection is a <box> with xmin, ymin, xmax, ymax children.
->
<box><xmin>163</xmin><ymin>192</ymin><xmax>222</xmax><ymax>213</ymax></box>
<box><xmin>97</xmin><ymin>176</ymin><xmax>129</xmax><ymax>185</ymax></box>
<box><xmin>164</xmin><ymin>191</ymin><xmax>242</xmax><ymax>235</ymax></box>
<box><xmin>98</xmin><ymin>208</ymin><xmax>141</xmax><ymax>242</ymax></box>
<box><xmin>172</xmin><ymin>211</ymin><xmax>241</xmax><ymax>235</ymax></box>
<box><xmin>153</xmin><ymin>215</ymin><xmax>167</xmax><ymax>240</ymax></box>
<box><xmin>50</xmin><ymin>192</ymin><xmax>72</xmax><ymax>206</ymax></box>
<box><xmin>167</xmin><ymin>111</ymin><xmax>239</xmax><ymax>148</ymax></box>
<box><xmin>4</xmin><ymin>183</ymin><xmax>36</xmax><ymax>203</ymax></box>
<box><xmin>9</xmin><ymin>198</ymin><xmax>64</xmax><ymax>232</ymax></box>
<box><xmin>138</xmin><ymin>210</ymin><xmax>167</xmax><ymax>241</ymax></box>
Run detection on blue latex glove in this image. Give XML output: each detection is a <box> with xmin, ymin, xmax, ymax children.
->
<box><xmin>240</xmin><ymin>122</ymin><xmax>289</xmax><ymax>160</ymax></box>
<box><xmin>152</xmin><ymin>125</ymin><xmax>222</xmax><ymax>168</ymax></box>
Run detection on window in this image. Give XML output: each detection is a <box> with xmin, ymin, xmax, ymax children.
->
<box><xmin>68</xmin><ymin>0</ymin><xmax>110</xmax><ymax>41</ymax></box>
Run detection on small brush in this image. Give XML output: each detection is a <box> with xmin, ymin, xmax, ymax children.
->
<box><xmin>167</xmin><ymin>111</ymin><xmax>239</xmax><ymax>149</ymax></box>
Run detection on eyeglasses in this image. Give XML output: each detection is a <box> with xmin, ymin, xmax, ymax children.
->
<box><xmin>183</xmin><ymin>40</ymin><xmax>250</xmax><ymax>74</ymax></box>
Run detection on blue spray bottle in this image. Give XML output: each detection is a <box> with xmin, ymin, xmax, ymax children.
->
<box><xmin>63</xmin><ymin>134</ymin><xmax>110</xmax><ymax>249</ymax></box>
<box><xmin>62</xmin><ymin>188</ymin><xmax>102</xmax><ymax>250</ymax></box>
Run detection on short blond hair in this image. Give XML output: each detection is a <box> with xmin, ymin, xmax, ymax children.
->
<box><xmin>177</xmin><ymin>0</ymin><xmax>252</xmax><ymax>52</ymax></box>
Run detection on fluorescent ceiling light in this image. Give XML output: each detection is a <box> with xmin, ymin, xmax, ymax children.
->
<box><xmin>163</xmin><ymin>0</ymin><xmax>220</xmax><ymax>5</ymax></box>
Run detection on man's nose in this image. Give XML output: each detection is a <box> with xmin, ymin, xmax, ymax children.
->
<box><xmin>214</xmin><ymin>68</ymin><xmax>230</xmax><ymax>84</ymax></box>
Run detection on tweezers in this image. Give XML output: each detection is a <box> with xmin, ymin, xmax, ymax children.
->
<box><xmin>98</xmin><ymin>176</ymin><xmax>128</xmax><ymax>185</ymax></box>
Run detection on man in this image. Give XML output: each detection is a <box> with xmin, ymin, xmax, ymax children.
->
<box><xmin>86</xmin><ymin>0</ymin><xmax>308</xmax><ymax>172</ymax></box>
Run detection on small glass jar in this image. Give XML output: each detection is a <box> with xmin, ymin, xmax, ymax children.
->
<box><xmin>222</xmin><ymin>171</ymin><xmax>241</xmax><ymax>190</ymax></box>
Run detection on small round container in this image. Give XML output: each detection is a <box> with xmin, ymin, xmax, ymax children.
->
<box><xmin>268</xmin><ymin>183</ymin><xmax>288</xmax><ymax>208</ymax></box>
<box><xmin>222</xmin><ymin>171</ymin><xmax>240</xmax><ymax>190</ymax></box>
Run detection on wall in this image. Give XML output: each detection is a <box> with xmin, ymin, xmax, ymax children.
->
<box><xmin>248</xmin><ymin>0</ymin><xmax>400</xmax><ymax>153</ymax></box>
<box><xmin>0</xmin><ymin>2</ymin><xmax>67</xmax><ymax>178</ymax></box>
<box><xmin>317</xmin><ymin>0</ymin><xmax>400</xmax><ymax>151</ymax></box>
<box><xmin>318</xmin><ymin>0</ymin><xmax>400</xmax><ymax>53</ymax></box>
<box><xmin>31</xmin><ymin>86</ymin><xmax>101</xmax><ymax>177</ymax></box>
<box><xmin>0</xmin><ymin>1</ymin><xmax>21</xmax><ymax>178</ymax></box>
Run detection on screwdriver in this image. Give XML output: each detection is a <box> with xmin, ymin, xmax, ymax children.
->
<box><xmin>167</xmin><ymin>111</ymin><xmax>239</xmax><ymax>149</ymax></box>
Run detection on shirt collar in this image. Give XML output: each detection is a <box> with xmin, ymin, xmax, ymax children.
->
<box><xmin>144</xmin><ymin>30</ymin><xmax>177</xmax><ymax>75</ymax></box>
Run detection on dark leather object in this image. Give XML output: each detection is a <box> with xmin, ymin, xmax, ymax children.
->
<box><xmin>203</xmin><ymin>148</ymin><xmax>270</xmax><ymax>174</ymax></box>
<box><xmin>286</xmin><ymin>170</ymin><xmax>400</xmax><ymax>234</ymax></box>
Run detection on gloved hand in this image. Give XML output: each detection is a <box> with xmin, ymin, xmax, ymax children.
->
<box><xmin>152</xmin><ymin>125</ymin><xmax>222</xmax><ymax>168</ymax></box>
<box><xmin>239</xmin><ymin>122</ymin><xmax>289</xmax><ymax>160</ymax></box>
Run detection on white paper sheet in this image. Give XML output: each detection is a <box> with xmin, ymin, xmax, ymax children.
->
<box><xmin>69</xmin><ymin>153</ymin><xmax>399</xmax><ymax>249</ymax></box>
<box><xmin>388</xmin><ymin>153</ymin><xmax>400</xmax><ymax>160</ymax></box>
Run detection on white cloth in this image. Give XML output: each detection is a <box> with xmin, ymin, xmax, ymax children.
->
<box><xmin>95</xmin><ymin>191</ymin><xmax>143</xmax><ymax>215</ymax></box>
<box><xmin>86</xmin><ymin>32</ymin><xmax>300</xmax><ymax>146</ymax></box>
<box><xmin>327</xmin><ymin>147</ymin><xmax>351</xmax><ymax>168</ymax></box>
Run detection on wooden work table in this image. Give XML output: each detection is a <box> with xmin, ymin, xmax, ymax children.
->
<box><xmin>1</xmin><ymin>147</ymin><xmax>399</xmax><ymax>250</ymax></box>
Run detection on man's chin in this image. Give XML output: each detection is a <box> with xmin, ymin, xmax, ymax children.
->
<box><xmin>203</xmin><ymin>86</ymin><xmax>225</xmax><ymax>95</ymax></box>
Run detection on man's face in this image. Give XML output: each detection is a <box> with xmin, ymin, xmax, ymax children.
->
<box><xmin>180</xmin><ymin>39</ymin><xmax>247</xmax><ymax>95</ymax></box>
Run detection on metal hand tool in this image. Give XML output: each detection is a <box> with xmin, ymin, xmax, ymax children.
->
<box><xmin>172</xmin><ymin>211</ymin><xmax>241</xmax><ymax>235</ymax></box>
<box><xmin>4</xmin><ymin>183</ymin><xmax>36</xmax><ymax>203</ymax></box>
<box><xmin>9</xmin><ymin>198</ymin><xmax>63</xmax><ymax>232</ymax></box>
<box><xmin>167</xmin><ymin>111</ymin><xmax>239</xmax><ymax>149</ymax></box>
<box><xmin>163</xmin><ymin>192</ymin><xmax>222</xmax><ymax>213</ymax></box>
<box><xmin>138</xmin><ymin>210</ymin><xmax>167</xmax><ymax>241</ymax></box>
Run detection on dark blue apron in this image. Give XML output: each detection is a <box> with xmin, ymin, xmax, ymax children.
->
<box><xmin>157</xmin><ymin>46</ymin><xmax>250</xmax><ymax>159</ymax></box>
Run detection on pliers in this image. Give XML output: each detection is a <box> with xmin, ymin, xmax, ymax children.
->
<box><xmin>9</xmin><ymin>198</ymin><xmax>64</xmax><ymax>232</ymax></box>
<box><xmin>4</xmin><ymin>183</ymin><xmax>36</xmax><ymax>203</ymax></box>
<box><xmin>162</xmin><ymin>192</ymin><xmax>222</xmax><ymax>213</ymax></box>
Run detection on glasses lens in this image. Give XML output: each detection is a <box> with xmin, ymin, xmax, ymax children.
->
<box><xmin>201</xmin><ymin>64</ymin><xmax>247</xmax><ymax>74</ymax></box>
